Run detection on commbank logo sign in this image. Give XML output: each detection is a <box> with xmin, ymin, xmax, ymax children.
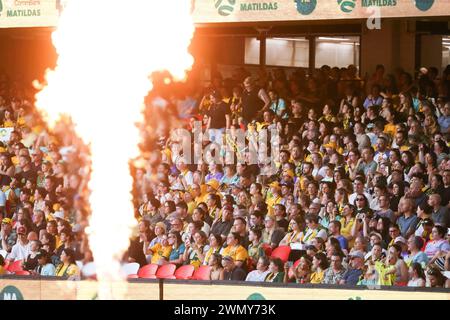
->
<box><xmin>415</xmin><ymin>0</ymin><xmax>434</xmax><ymax>11</ymax></box>
<box><xmin>337</xmin><ymin>0</ymin><xmax>356</xmax><ymax>13</ymax></box>
<box><xmin>214</xmin><ymin>0</ymin><xmax>236</xmax><ymax>16</ymax></box>
<box><xmin>0</xmin><ymin>286</ymin><xmax>24</xmax><ymax>300</ymax></box>
<box><xmin>295</xmin><ymin>0</ymin><xmax>317</xmax><ymax>15</ymax></box>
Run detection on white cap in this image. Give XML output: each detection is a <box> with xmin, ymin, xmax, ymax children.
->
<box><xmin>394</xmin><ymin>236</ymin><xmax>407</xmax><ymax>244</ymax></box>
<box><xmin>53</xmin><ymin>211</ymin><xmax>65</xmax><ymax>220</ymax></box>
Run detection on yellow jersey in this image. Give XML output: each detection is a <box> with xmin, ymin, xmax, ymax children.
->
<box><xmin>222</xmin><ymin>244</ymin><xmax>248</xmax><ymax>263</ymax></box>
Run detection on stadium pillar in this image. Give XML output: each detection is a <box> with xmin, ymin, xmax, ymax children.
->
<box><xmin>259</xmin><ymin>35</ymin><xmax>266</xmax><ymax>67</ymax></box>
<box><xmin>308</xmin><ymin>36</ymin><xmax>316</xmax><ymax>74</ymax></box>
<box><xmin>256</xmin><ymin>27</ymin><xmax>270</xmax><ymax>67</ymax></box>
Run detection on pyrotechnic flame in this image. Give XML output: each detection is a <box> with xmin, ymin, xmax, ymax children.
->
<box><xmin>35</xmin><ymin>0</ymin><xmax>194</xmax><ymax>299</ymax></box>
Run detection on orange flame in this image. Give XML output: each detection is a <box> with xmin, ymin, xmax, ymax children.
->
<box><xmin>35</xmin><ymin>0</ymin><xmax>194</xmax><ymax>298</ymax></box>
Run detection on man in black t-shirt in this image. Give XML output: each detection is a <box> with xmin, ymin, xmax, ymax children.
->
<box><xmin>211</xmin><ymin>205</ymin><xmax>233</xmax><ymax>242</ymax></box>
<box><xmin>206</xmin><ymin>91</ymin><xmax>230</xmax><ymax>146</ymax></box>
<box><xmin>18</xmin><ymin>155</ymin><xmax>37</xmax><ymax>185</ymax></box>
<box><xmin>241</xmin><ymin>77</ymin><xmax>270</xmax><ymax>123</ymax></box>
<box><xmin>221</xmin><ymin>255</ymin><xmax>247</xmax><ymax>281</ymax></box>
<box><xmin>274</xmin><ymin>204</ymin><xmax>289</xmax><ymax>232</ymax></box>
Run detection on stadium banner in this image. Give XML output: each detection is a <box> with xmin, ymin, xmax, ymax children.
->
<box><xmin>1</xmin><ymin>0</ymin><xmax>449</xmax><ymax>28</ymax></box>
<box><xmin>0</xmin><ymin>0</ymin><xmax>60</xmax><ymax>28</ymax></box>
<box><xmin>192</xmin><ymin>0</ymin><xmax>449</xmax><ymax>23</ymax></box>
<box><xmin>162</xmin><ymin>282</ymin><xmax>450</xmax><ymax>300</ymax></box>
<box><xmin>0</xmin><ymin>279</ymin><xmax>160</xmax><ymax>300</ymax></box>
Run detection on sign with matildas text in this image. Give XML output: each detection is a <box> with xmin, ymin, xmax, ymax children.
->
<box><xmin>0</xmin><ymin>0</ymin><xmax>448</xmax><ymax>28</ymax></box>
<box><xmin>0</xmin><ymin>0</ymin><xmax>60</xmax><ymax>28</ymax></box>
<box><xmin>191</xmin><ymin>0</ymin><xmax>448</xmax><ymax>23</ymax></box>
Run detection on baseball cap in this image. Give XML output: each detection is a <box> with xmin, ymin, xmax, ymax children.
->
<box><xmin>323</xmin><ymin>142</ymin><xmax>337</xmax><ymax>149</ymax></box>
<box><xmin>206</xmin><ymin>179</ymin><xmax>219</xmax><ymax>191</ymax></box>
<box><xmin>280</xmin><ymin>181</ymin><xmax>294</xmax><ymax>188</ymax></box>
<box><xmin>53</xmin><ymin>211</ymin><xmax>65</xmax><ymax>220</ymax></box>
<box><xmin>17</xmin><ymin>226</ymin><xmax>27</xmax><ymax>235</ymax></box>
<box><xmin>269</xmin><ymin>181</ymin><xmax>280</xmax><ymax>189</ymax></box>
<box><xmin>394</xmin><ymin>236</ymin><xmax>407</xmax><ymax>245</ymax></box>
<box><xmin>282</xmin><ymin>169</ymin><xmax>295</xmax><ymax>178</ymax></box>
<box><xmin>1</xmin><ymin>218</ymin><xmax>12</xmax><ymax>224</ymax></box>
<box><xmin>369</xmin><ymin>231</ymin><xmax>383</xmax><ymax>240</ymax></box>
<box><xmin>349</xmin><ymin>251</ymin><xmax>365</xmax><ymax>260</ymax></box>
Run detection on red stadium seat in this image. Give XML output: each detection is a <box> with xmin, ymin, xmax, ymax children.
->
<box><xmin>6</xmin><ymin>260</ymin><xmax>23</xmax><ymax>273</ymax></box>
<box><xmin>127</xmin><ymin>274</ymin><xmax>139</xmax><ymax>279</ymax></box>
<box><xmin>173</xmin><ymin>265</ymin><xmax>195</xmax><ymax>280</ymax></box>
<box><xmin>261</xmin><ymin>243</ymin><xmax>272</xmax><ymax>256</ymax></box>
<box><xmin>14</xmin><ymin>270</ymin><xmax>30</xmax><ymax>276</ymax></box>
<box><xmin>270</xmin><ymin>246</ymin><xmax>291</xmax><ymax>263</ymax></box>
<box><xmin>137</xmin><ymin>264</ymin><xmax>159</xmax><ymax>279</ymax></box>
<box><xmin>155</xmin><ymin>263</ymin><xmax>176</xmax><ymax>279</ymax></box>
<box><xmin>191</xmin><ymin>265</ymin><xmax>211</xmax><ymax>281</ymax></box>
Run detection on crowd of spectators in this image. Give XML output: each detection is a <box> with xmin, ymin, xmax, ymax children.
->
<box><xmin>0</xmin><ymin>72</ymin><xmax>91</xmax><ymax>280</ymax></box>
<box><xmin>0</xmin><ymin>62</ymin><xmax>449</xmax><ymax>289</ymax></box>
<box><xmin>128</xmin><ymin>63</ymin><xmax>450</xmax><ymax>288</ymax></box>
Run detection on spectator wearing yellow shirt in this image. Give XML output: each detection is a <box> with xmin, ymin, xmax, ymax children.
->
<box><xmin>189</xmin><ymin>183</ymin><xmax>203</xmax><ymax>206</ymax></box>
<box><xmin>265</xmin><ymin>181</ymin><xmax>282</xmax><ymax>217</ymax></box>
<box><xmin>183</xmin><ymin>190</ymin><xmax>196</xmax><ymax>215</ymax></box>
<box><xmin>147</xmin><ymin>234</ymin><xmax>172</xmax><ymax>265</ymax></box>
<box><xmin>203</xmin><ymin>233</ymin><xmax>223</xmax><ymax>266</ymax></box>
<box><xmin>382</xmin><ymin>107</ymin><xmax>396</xmax><ymax>137</ymax></box>
<box><xmin>2</xmin><ymin>109</ymin><xmax>15</xmax><ymax>128</ymax></box>
<box><xmin>45</xmin><ymin>220</ymin><xmax>60</xmax><ymax>249</ymax></box>
<box><xmin>55</xmin><ymin>248</ymin><xmax>80</xmax><ymax>280</ymax></box>
<box><xmin>206</xmin><ymin>193</ymin><xmax>221</xmax><ymax>222</ymax></box>
<box><xmin>340</xmin><ymin>204</ymin><xmax>356</xmax><ymax>248</ymax></box>
<box><xmin>222</xmin><ymin>232</ymin><xmax>248</xmax><ymax>269</ymax></box>
<box><xmin>310</xmin><ymin>252</ymin><xmax>329</xmax><ymax>284</ymax></box>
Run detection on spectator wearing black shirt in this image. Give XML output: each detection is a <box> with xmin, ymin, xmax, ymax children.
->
<box><xmin>124</xmin><ymin>219</ymin><xmax>153</xmax><ymax>267</ymax></box>
<box><xmin>221</xmin><ymin>255</ymin><xmax>247</xmax><ymax>281</ymax></box>
<box><xmin>211</xmin><ymin>204</ymin><xmax>233</xmax><ymax>242</ymax></box>
<box><xmin>18</xmin><ymin>155</ymin><xmax>37</xmax><ymax>185</ymax></box>
<box><xmin>32</xmin><ymin>209</ymin><xmax>47</xmax><ymax>235</ymax></box>
<box><xmin>206</xmin><ymin>91</ymin><xmax>230</xmax><ymax>145</ymax></box>
<box><xmin>274</xmin><ymin>204</ymin><xmax>289</xmax><ymax>232</ymax></box>
<box><xmin>43</xmin><ymin>176</ymin><xmax>58</xmax><ymax>203</ymax></box>
<box><xmin>241</xmin><ymin>76</ymin><xmax>270</xmax><ymax>123</ymax></box>
<box><xmin>30</xmin><ymin>149</ymin><xmax>44</xmax><ymax>172</ymax></box>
